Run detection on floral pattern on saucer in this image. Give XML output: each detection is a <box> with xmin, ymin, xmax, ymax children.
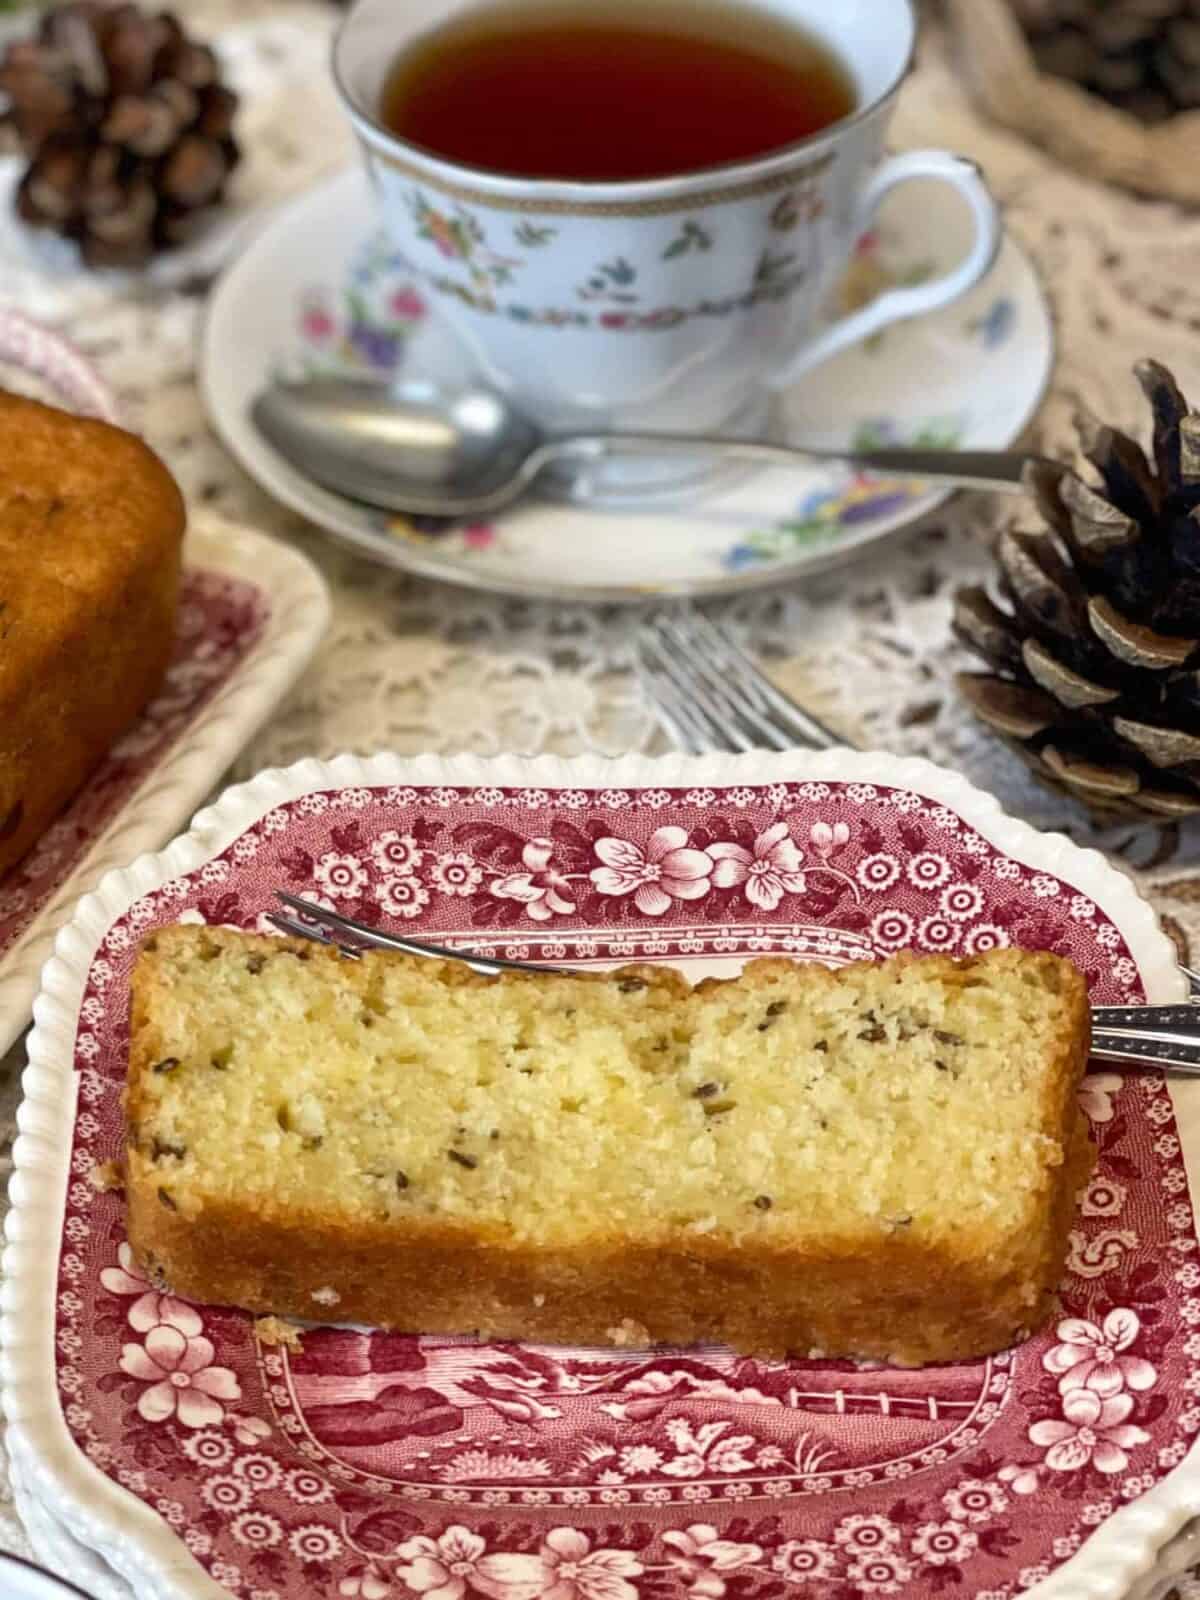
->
<box><xmin>290</xmin><ymin>236</ymin><xmax>506</xmax><ymax>560</ymax></box>
<box><xmin>295</xmin><ymin>232</ymin><xmax>428</xmax><ymax>378</ymax></box>
<box><xmin>839</xmin><ymin>228</ymin><xmax>1018</xmax><ymax>359</ymax></box>
<box><xmin>0</xmin><ymin>570</ymin><xmax>268</xmax><ymax>958</ymax></box>
<box><xmin>48</xmin><ymin>776</ymin><xmax>1200</xmax><ymax>1600</ymax></box>
<box><xmin>723</xmin><ymin>417</ymin><xmax>966</xmax><ymax>571</ymax></box>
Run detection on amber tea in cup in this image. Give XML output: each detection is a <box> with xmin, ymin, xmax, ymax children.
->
<box><xmin>380</xmin><ymin>0</ymin><xmax>858</xmax><ymax>181</ymax></box>
<box><xmin>338</xmin><ymin>0</ymin><xmax>999</xmax><ymax>470</ymax></box>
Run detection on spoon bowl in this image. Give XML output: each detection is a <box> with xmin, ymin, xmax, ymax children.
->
<box><xmin>253</xmin><ymin>378</ymin><xmax>542</xmax><ymax>510</ymax></box>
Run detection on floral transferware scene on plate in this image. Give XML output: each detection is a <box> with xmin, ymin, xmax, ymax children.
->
<box><xmin>10</xmin><ymin>2</ymin><xmax>1200</xmax><ymax>1600</ymax></box>
<box><xmin>3</xmin><ymin>751</ymin><xmax>1194</xmax><ymax>1600</ymax></box>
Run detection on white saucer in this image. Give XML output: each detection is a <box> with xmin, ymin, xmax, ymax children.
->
<box><xmin>201</xmin><ymin>166</ymin><xmax>1054</xmax><ymax>604</ymax></box>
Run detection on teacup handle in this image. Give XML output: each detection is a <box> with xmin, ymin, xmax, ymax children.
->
<box><xmin>767</xmin><ymin>150</ymin><xmax>1002</xmax><ymax>389</ymax></box>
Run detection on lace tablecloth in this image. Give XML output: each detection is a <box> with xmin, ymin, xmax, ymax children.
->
<box><xmin>5</xmin><ymin>1</ymin><xmax>1200</xmax><ymax>1590</ymax></box>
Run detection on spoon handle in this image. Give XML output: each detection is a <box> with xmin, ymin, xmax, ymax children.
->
<box><xmin>546</xmin><ymin>433</ymin><xmax>1036</xmax><ymax>493</ymax></box>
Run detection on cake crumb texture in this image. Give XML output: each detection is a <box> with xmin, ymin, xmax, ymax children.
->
<box><xmin>253</xmin><ymin>1316</ymin><xmax>304</xmax><ymax>1352</ymax></box>
<box><xmin>89</xmin><ymin>1158</ymin><xmax>124</xmax><ymax>1193</ymax></box>
<box><xmin>0</xmin><ymin>391</ymin><xmax>184</xmax><ymax>878</ymax></box>
<box><xmin>126</xmin><ymin>925</ymin><xmax>1093</xmax><ymax>1364</ymax></box>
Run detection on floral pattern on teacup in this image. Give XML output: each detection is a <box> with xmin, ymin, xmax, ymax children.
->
<box><xmin>409</xmin><ymin>191</ymin><xmax>525</xmax><ymax>292</ymax></box>
<box><xmin>395</xmin><ymin>180</ymin><xmax>815</xmax><ymax>331</ymax></box>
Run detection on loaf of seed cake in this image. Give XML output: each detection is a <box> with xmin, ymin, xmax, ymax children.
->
<box><xmin>125</xmin><ymin>925</ymin><xmax>1093</xmax><ymax>1365</ymax></box>
<box><xmin>0</xmin><ymin>391</ymin><xmax>184</xmax><ymax>880</ymax></box>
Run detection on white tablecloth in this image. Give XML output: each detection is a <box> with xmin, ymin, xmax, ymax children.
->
<box><xmin>5</xmin><ymin>4</ymin><xmax>1200</xmax><ymax>1592</ymax></box>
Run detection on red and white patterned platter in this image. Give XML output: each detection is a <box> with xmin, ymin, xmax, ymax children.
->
<box><xmin>5</xmin><ymin>750</ymin><xmax>1200</xmax><ymax>1600</ymax></box>
<box><xmin>0</xmin><ymin>514</ymin><xmax>330</xmax><ymax>1058</ymax></box>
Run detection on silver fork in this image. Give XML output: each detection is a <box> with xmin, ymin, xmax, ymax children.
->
<box><xmin>635</xmin><ymin>607</ymin><xmax>843</xmax><ymax>755</ymax></box>
<box><xmin>633</xmin><ymin>607</ymin><xmax>1200</xmax><ymax>1072</ymax></box>
<box><xmin>270</xmin><ymin>893</ymin><xmax>1200</xmax><ymax>1076</ymax></box>
<box><xmin>270</xmin><ymin>893</ymin><xmax>568</xmax><ymax>976</ymax></box>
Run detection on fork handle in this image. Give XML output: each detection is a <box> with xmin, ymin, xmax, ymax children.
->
<box><xmin>1090</xmin><ymin>1004</ymin><xmax>1200</xmax><ymax>1043</ymax></box>
<box><xmin>1092</xmin><ymin>1031</ymin><xmax>1200</xmax><ymax>1074</ymax></box>
<box><xmin>1090</xmin><ymin>1003</ymin><xmax>1200</xmax><ymax>1073</ymax></box>
<box><xmin>1091</xmin><ymin>1003</ymin><xmax>1200</xmax><ymax>1030</ymax></box>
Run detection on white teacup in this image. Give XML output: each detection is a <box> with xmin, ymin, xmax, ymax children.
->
<box><xmin>334</xmin><ymin>0</ymin><xmax>999</xmax><ymax>471</ymax></box>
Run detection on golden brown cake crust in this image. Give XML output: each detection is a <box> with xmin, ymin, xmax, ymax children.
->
<box><xmin>125</xmin><ymin>932</ymin><xmax>1094</xmax><ymax>1366</ymax></box>
<box><xmin>0</xmin><ymin>390</ymin><xmax>185</xmax><ymax>878</ymax></box>
<box><xmin>129</xmin><ymin>1185</ymin><xmax>1088</xmax><ymax>1366</ymax></box>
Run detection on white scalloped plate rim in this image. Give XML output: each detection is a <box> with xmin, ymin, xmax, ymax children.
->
<box><xmin>9</xmin><ymin>1435</ymin><xmax>140</xmax><ymax>1600</ymax></box>
<box><xmin>3</xmin><ymin>746</ymin><xmax>1198</xmax><ymax>1600</ymax></box>
<box><xmin>0</xmin><ymin>513</ymin><xmax>331</xmax><ymax>1060</ymax></box>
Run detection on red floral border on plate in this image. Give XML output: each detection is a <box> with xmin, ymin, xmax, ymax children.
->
<box><xmin>0</xmin><ymin>569</ymin><xmax>270</xmax><ymax>957</ymax></box>
<box><xmin>52</xmin><ymin>781</ymin><xmax>1200</xmax><ymax>1600</ymax></box>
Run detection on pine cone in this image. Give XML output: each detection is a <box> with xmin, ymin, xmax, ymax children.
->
<box><xmin>1012</xmin><ymin>0</ymin><xmax>1200</xmax><ymax>124</ymax></box>
<box><xmin>0</xmin><ymin>2</ymin><xmax>239</xmax><ymax>268</ymax></box>
<box><xmin>954</xmin><ymin>361</ymin><xmax>1200</xmax><ymax>823</ymax></box>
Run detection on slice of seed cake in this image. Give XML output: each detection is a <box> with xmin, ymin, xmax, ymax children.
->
<box><xmin>125</xmin><ymin>924</ymin><xmax>1093</xmax><ymax>1364</ymax></box>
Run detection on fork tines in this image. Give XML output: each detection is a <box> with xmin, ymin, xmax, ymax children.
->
<box><xmin>636</xmin><ymin>607</ymin><xmax>845</xmax><ymax>754</ymax></box>
<box><xmin>271</xmin><ymin>892</ymin><xmax>563</xmax><ymax>976</ymax></box>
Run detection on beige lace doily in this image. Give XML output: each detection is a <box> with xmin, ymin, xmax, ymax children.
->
<box><xmin>4</xmin><ymin>7</ymin><xmax>1200</xmax><ymax>1592</ymax></box>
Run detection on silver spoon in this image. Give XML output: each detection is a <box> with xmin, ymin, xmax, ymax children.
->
<box><xmin>251</xmin><ymin>376</ymin><xmax>1041</xmax><ymax>519</ymax></box>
